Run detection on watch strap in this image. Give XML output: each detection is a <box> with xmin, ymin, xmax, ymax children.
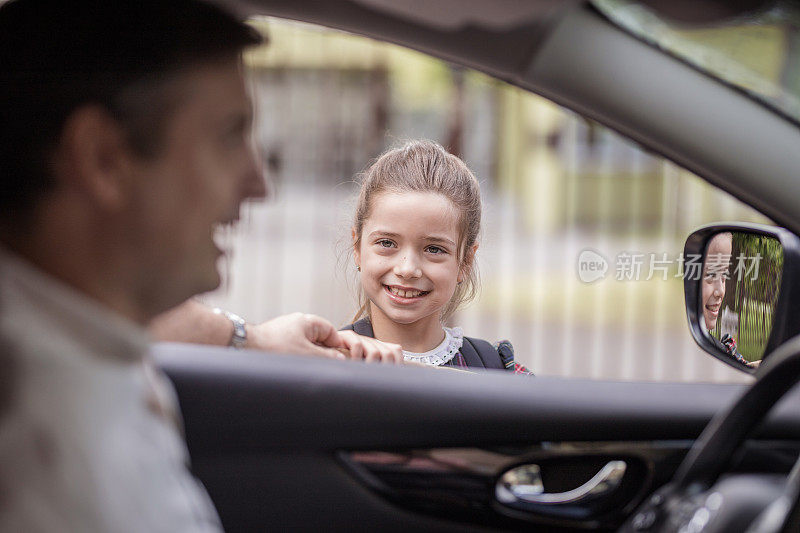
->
<box><xmin>212</xmin><ymin>307</ymin><xmax>247</xmax><ymax>349</ymax></box>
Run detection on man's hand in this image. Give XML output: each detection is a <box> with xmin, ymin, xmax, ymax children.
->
<box><xmin>337</xmin><ymin>330</ymin><xmax>403</xmax><ymax>364</ymax></box>
<box><xmin>247</xmin><ymin>313</ymin><xmax>403</xmax><ymax>363</ymax></box>
<box><xmin>246</xmin><ymin>312</ymin><xmax>343</xmax><ymax>358</ymax></box>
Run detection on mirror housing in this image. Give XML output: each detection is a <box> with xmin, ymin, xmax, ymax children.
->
<box><xmin>684</xmin><ymin>223</ymin><xmax>800</xmax><ymax>373</ymax></box>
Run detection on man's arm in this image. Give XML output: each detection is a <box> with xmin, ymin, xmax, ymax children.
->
<box><xmin>149</xmin><ymin>300</ymin><xmax>233</xmax><ymax>346</ymax></box>
<box><xmin>149</xmin><ymin>300</ymin><xmax>403</xmax><ymax>363</ymax></box>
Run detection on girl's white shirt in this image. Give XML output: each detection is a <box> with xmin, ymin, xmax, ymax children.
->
<box><xmin>402</xmin><ymin>326</ymin><xmax>464</xmax><ymax>366</ymax></box>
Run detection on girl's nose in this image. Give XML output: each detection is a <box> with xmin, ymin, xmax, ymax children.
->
<box><xmin>713</xmin><ymin>279</ymin><xmax>724</xmax><ymax>296</ymax></box>
<box><xmin>393</xmin><ymin>255</ymin><xmax>422</xmax><ymax>278</ymax></box>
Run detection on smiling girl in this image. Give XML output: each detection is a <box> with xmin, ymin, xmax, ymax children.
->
<box><xmin>343</xmin><ymin>140</ymin><xmax>531</xmax><ymax>373</ymax></box>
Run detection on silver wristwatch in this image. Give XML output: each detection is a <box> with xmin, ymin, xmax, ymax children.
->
<box><xmin>212</xmin><ymin>308</ymin><xmax>247</xmax><ymax>349</ymax></box>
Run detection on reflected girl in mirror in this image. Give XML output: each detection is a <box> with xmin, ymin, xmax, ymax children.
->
<box><xmin>702</xmin><ymin>232</ymin><xmax>747</xmax><ymax>365</ymax></box>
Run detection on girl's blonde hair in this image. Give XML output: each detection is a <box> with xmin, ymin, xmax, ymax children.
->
<box><xmin>352</xmin><ymin>139</ymin><xmax>481</xmax><ymax>322</ymax></box>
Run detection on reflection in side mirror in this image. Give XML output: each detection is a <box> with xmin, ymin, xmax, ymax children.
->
<box><xmin>698</xmin><ymin>232</ymin><xmax>783</xmax><ymax>370</ymax></box>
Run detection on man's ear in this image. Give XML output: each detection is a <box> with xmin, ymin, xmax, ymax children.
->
<box><xmin>458</xmin><ymin>244</ymin><xmax>479</xmax><ymax>283</ymax></box>
<box><xmin>351</xmin><ymin>227</ymin><xmax>361</xmax><ymax>268</ymax></box>
<box><xmin>51</xmin><ymin>105</ymin><xmax>134</xmax><ymax>210</ymax></box>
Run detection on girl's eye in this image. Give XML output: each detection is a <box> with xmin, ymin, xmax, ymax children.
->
<box><xmin>376</xmin><ymin>239</ymin><xmax>395</xmax><ymax>248</ymax></box>
<box><xmin>704</xmin><ymin>271</ymin><xmax>728</xmax><ymax>282</ymax></box>
<box><xmin>426</xmin><ymin>245</ymin><xmax>447</xmax><ymax>255</ymax></box>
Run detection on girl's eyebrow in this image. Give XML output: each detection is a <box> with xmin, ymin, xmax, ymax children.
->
<box><xmin>425</xmin><ymin>236</ymin><xmax>456</xmax><ymax>246</ymax></box>
<box><xmin>368</xmin><ymin>230</ymin><xmax>401</xmax><ymax>239</ymax></box>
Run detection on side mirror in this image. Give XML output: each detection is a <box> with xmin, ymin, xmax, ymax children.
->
<box><xmin>684</xmin><ymin>223</ymin><xmax>800</xmax><ymax>373</ymax></box>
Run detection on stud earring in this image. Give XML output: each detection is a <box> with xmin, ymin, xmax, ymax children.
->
<box><xmin>357</xmin><ymin>266</ymin><xmax>361</xmax><ymax>272</ymax></box>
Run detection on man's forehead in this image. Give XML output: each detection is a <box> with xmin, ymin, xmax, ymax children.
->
<box><xmin>167</xmin><ymin>59</ymin><xmax>252</xmax><ymax>114</ymax></box>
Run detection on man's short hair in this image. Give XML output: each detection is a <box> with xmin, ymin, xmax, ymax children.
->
<box><xmin>0</xmin><ymin>0</ymin><xmax>262</xmax><ymax>220</ymax></box>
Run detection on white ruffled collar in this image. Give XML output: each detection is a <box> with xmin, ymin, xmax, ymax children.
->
<box><xmin>402</xmin><ymin>327</ymin><xmax>464</xmax><ymax>366</ymax></box>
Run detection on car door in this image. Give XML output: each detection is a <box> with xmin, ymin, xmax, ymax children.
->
<box><xmin>156</xmin><ymin>344</ymin><xmax>800</xmax><ymax>531</ymax></box>
<box><xmin>157</xmin><ymin>1</ymin><xmax>800</xmax><ymax>531</ymax></box>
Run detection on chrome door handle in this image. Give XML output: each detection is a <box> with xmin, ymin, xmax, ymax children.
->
<box><xmin>495</xmin><ymin>460</ymin><xmax>627</xmax><ymax>506</ymax></box>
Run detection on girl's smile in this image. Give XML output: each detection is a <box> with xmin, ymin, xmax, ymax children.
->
<box><xmin>383</xmin><ymin>284</ymin><xmax>431</xmax><ymax>302</ymax></box>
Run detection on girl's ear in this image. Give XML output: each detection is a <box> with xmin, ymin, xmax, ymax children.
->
<box><xmin>351</xmin><ymin>227</ymin><xmax>361</xmax><ymax>268</ymax></box>
<box><xmin>457</xmin><ymin>244</ymin><xmax>479</xmax><ymax>283</ymax></box>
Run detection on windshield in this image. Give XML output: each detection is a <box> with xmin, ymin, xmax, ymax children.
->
<box><xmin>594</xmin><ymin>0</ymin><xmax>800</xmax><ymax>125</ymax></box>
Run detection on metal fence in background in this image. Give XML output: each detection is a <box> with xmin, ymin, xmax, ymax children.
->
<box><xmin>715</xmin><ymin>233</ymin><xmax>784</xmax><ymax>362</ymax></box>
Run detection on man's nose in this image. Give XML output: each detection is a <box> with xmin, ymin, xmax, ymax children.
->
<box><xmin>393</xmin><ymin>254</ymin><xmax>422</xmax><ymax>278</ymax></box>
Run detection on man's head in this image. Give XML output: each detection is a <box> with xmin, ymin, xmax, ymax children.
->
<box><xmin>0</xmin><ymin>0</ymin><xmax>266</xmax><ymax>321</ymax></box>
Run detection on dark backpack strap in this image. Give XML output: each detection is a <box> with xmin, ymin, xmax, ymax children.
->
<box><xmin>340</xmin><ymin>318</ymin><xmax>374</xmax><ymax>338</ymax></box>
<box><xmin>495</xmin><ymin>340</ymin><xmax>516</xmax><ymax>371</ymax></box>
<box><xmin>462</xmin><ymin>337</ymin><xmax>505</xmax><ymax>370</ymax></box>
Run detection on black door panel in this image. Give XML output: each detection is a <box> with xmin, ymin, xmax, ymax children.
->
<box><xmin>154</xmin><ymin>343</ymin><xmax>800</xmax><ymax>530</ymax></box>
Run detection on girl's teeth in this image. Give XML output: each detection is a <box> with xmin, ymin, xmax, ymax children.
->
<box><xmin>390</xmin><ymin>287</ymin><xmax>421</xmax><ymax>298</ymax></box>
